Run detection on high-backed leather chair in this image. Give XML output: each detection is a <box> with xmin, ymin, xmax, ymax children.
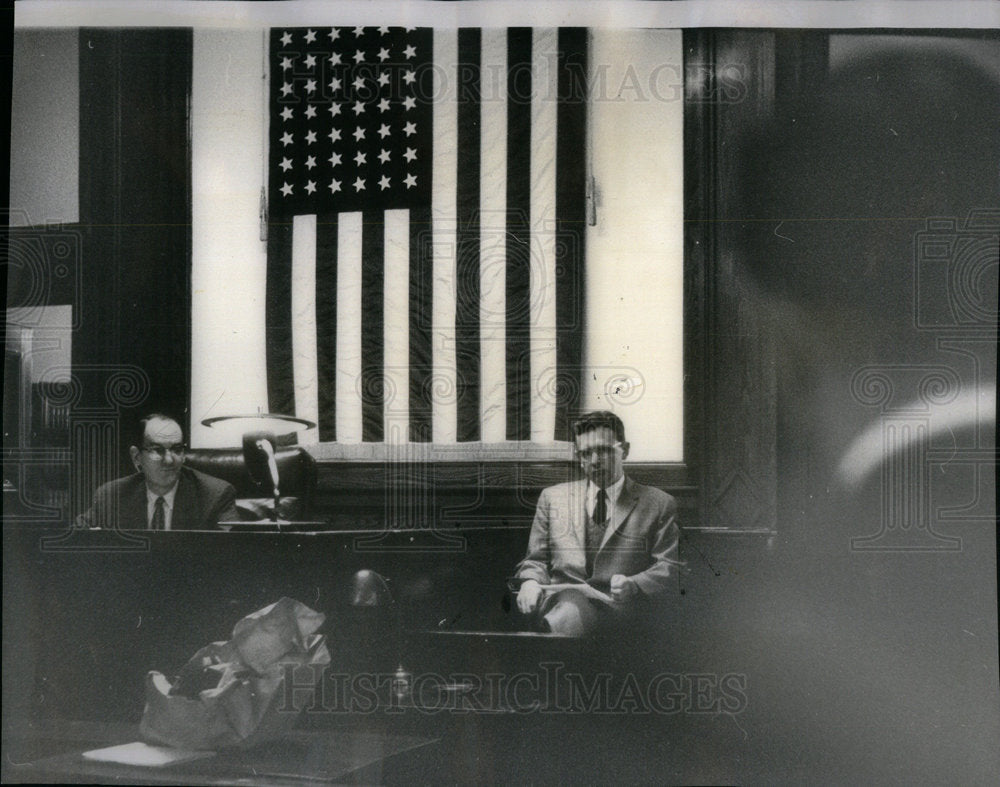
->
<box><xmin>183</xmin><ymin>445</ymin><xmax>318</xmax><ymax>521</ymax></box>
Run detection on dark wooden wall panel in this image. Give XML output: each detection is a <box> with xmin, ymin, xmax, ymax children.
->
<box><xmin>684</xmin><ymin>30</ymin><xmax>778</xmax><ymax>531</ymax></box>
<box><xmin>76</xmin><ymin>29</ymin><xmax>192</xmax><ymax>484</ymax></box>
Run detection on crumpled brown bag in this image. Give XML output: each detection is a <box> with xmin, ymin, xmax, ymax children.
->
<box><xmin>139</xmin><ymin>597</ymin><xmax>330</xmax><ymax>750</ymax></box>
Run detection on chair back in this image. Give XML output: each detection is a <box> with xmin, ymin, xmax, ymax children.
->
<box><xmin>183</xmin><ymin>445</ymin><xmax>317</xmax><ymax>520</ymax></box>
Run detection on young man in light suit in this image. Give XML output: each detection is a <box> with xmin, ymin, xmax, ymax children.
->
<box><xmin>514</xmin><ymin>411</ymin><xmax>682</xmax><ymax>636</ymax></box>
<box><xmin>76</xmin><ymin>413</ymin><xmax>239</xmax><ymax>530</ymax></box>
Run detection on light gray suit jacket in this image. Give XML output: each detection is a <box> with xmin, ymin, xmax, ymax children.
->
<box><xmin>515</xmin><ymin>476</ymin><xmax>682</xmax><ymax>597</ymax></box>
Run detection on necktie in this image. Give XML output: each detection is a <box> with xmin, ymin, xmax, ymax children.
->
<box><xmin>586</xmin><ymin>489</ymin><xmax>608</xmax><ymax>576</ymax></box>
<box><xmin>151</xmin><ymin>496</ymin><xmax>165</xmax><ymax>530</ymax></box>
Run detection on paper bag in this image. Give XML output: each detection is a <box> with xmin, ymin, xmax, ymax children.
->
<box><xmin>139</xmin><ymin>597</ymin><xmax>330</xmax><ymax>750</ymax></box>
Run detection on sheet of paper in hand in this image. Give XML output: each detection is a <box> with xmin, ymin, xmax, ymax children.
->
<box><xmin>139</xmin><ymin>597</ymin><xmax>330</xmax><ymax>751</ymax></box>
<box><xmin>542</xmin><ymin>583</ymin><xmax>614</xmax><ymax>604</ymax></box>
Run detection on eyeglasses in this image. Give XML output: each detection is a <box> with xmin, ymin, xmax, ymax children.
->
<box><xmin>142</xmin><ymin>443</ymin><xmax>186</xmax><ymax>459</ymax></box>
<box><xmin>574</xmin><ymin>443</ymin><xmax>623</xmax><ymax>461</ymax></box>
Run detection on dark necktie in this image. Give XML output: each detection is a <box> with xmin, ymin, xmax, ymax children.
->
<box><xmin>151</xmin><ymin>496</ymin><xmax>165</xmax><ymax>530</ymax></box>
<box><xmin>586</xmin><ymin>489</ymin><xmax>608</xmax><ymax>576</ymax></box>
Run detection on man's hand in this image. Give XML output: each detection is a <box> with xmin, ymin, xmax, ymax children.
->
<box><xmin>610</xmin><ymin>574</ymin><xmax>639</xmax><ymax>604</ymax></box>
<box><xmin>516</xmin><ymin>579</ymin><xmax>544</xmax><ymax>614</ymax></box>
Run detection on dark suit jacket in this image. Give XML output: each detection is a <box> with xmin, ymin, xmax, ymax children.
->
<box><xmin>76</xmin><ymin>467</ymin><xmax>239</xmax><ymax>531</ymax></box>
<box><xmin>515</xmin><ymin>476</ymin><xmax>682</xmax><ymax>597</ymax></box>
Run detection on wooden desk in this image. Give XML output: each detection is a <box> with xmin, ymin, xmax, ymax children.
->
<box><xmin>2</xmin><ymin>719</ymin><xmax>438</xmax><ymax>785</ymax></box>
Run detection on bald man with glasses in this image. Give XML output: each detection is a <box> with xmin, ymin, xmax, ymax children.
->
<box><xmin>76</xmin><ymin>413</ymin><xmax>239</xmax><ymax>530</ymax></box>
<box><xmin>513</xmin><ymin>411</ymin><xmax>682</xmax><ymax>636</ymax></box>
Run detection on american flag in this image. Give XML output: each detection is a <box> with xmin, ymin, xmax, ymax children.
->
<box><xmin>266</xmin><ymin>27</ymin><xmax>587</xmax><ymax>444</ymax></box>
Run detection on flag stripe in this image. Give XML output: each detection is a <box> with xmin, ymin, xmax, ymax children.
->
<box><xmin>408</xmin><ymin>204</ymin><xmax>433</xmax><ymax>442</ymax></box>
<box><xmin>555</xmin><ymin>27</ymin><xmax>588</xmax><ymax>441</ymax></box>
<box><xmin>530</xmin><ymin>27</ymin><xmax>559</xmax><ymax>443</ymax></box>
<box><xmin>316</xmin><ymin>212</ymin><xmax>338</xmax><ymax>441</ymax></box>
<box><xmin>384</xmin><ymin>209</ymin><xmax>410</xmax><ymax>443</ymax></box>
<box><xmin>266</xmin><ymin>218</ymin><xmax>295</xmax><ymax>418</ymax></box>
<box><xmin>431</xmin><ymin>30</ymin><xmax>459</xmax><ymax>443</ymax></box>
<box><xmin>292</xmin><ymin>214</ymin><xmax>319</xmax><ymax>444</ymax></box>
<box><xmin>480</xmin><ymin>28</ymin><xmax>508</xmax><ymax>443</ymax></box>
<box><xmin>361</xmin><ymin>210</ymin><xmax>385</xmax><ymax>441</ymax></box>
<box><xmin>455</xmin><ymin>28</ymin><xmax>482</xmax><ymax>442</ymax></box>
<box><xmin>335</xmin><ymin>212</ymin><xmax>363</xmax><ymax>442</ymax></box>
<box><xmin>506</xmin><ymin>27</ymin><xmax>533</xmax><ymax>440</ymax></box>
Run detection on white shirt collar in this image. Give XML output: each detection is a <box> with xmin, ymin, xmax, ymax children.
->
<box><xmin>587</xmin><ymin>474</ymin><xmax>625</xmax><ymax>507</ymax></box>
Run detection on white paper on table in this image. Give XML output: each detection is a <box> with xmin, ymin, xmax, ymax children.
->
<box><xmin>82</xmin><ymin>741</ymin><xmax>216</xmax><ymax>767</ymax></box>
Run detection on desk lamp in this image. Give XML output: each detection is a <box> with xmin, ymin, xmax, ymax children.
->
<box><xmin>201</xmin><ymin>411</ymin><xmax>315</xmax><ymax>526</ymax></box>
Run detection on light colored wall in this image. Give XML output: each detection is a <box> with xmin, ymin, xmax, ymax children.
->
<box><xmin>189</xmin><ymin>29</ymin><xmax>272</xmax><ymax>448</ymax></box>
<box><xmin>9</xmin><ymin>30</ymin><xmax>79</xmax><ymax>227</ymax></box>
<box><xmin>584</xmin><ymin>29</ymin><xmax>684</xmax><ymax>460</ymax></box>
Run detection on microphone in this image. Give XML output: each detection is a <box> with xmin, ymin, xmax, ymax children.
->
<box><xmin>256</xmin><ymin>438</ymin><xmax>280</xmax><ymax>497</ymax></box>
